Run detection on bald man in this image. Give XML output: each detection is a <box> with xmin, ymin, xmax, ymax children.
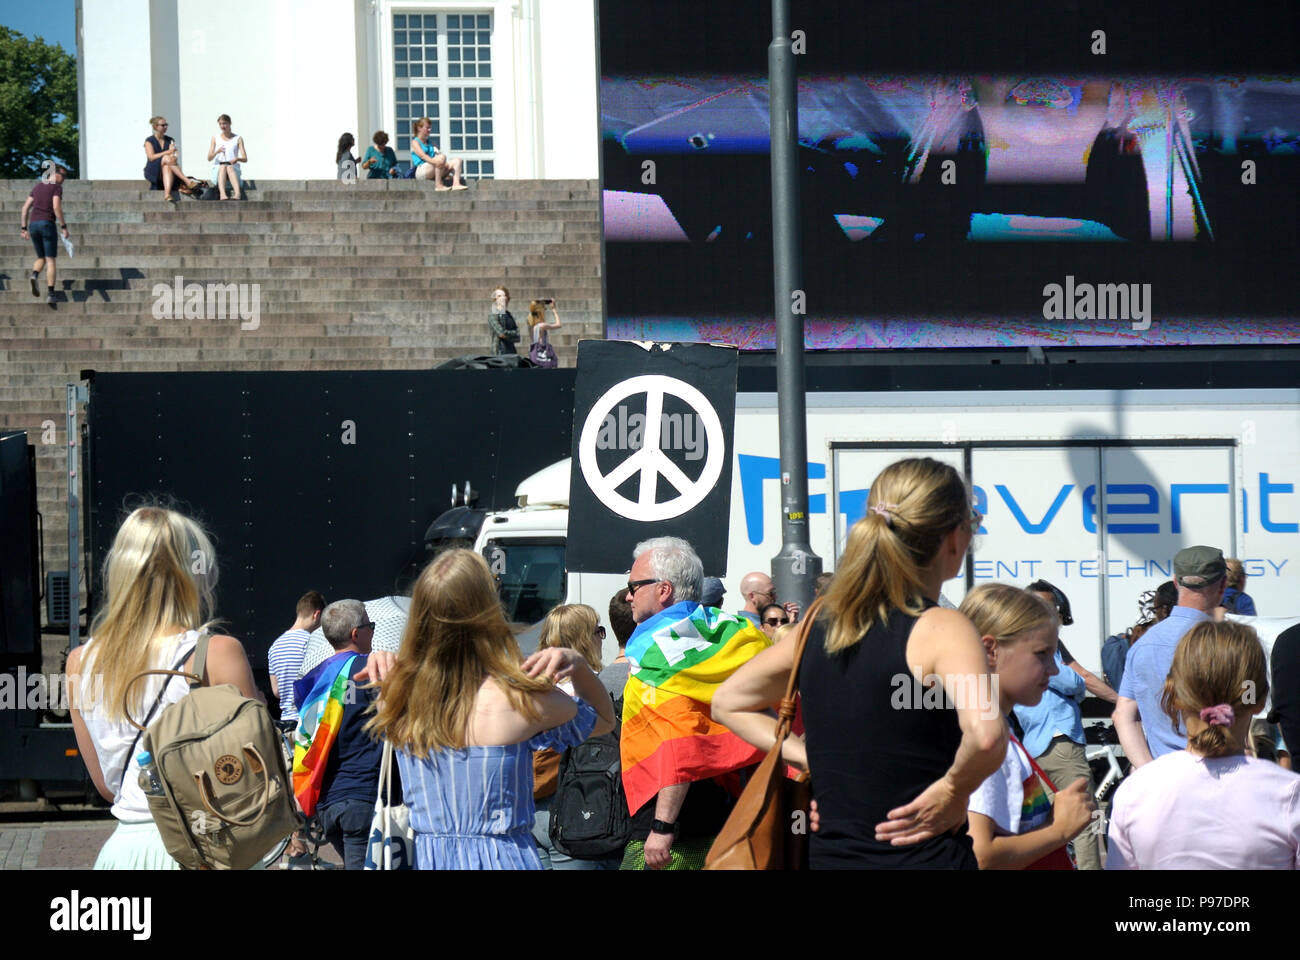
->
<box><xmin>737</xmin><ymin>571</ymin><xmax>800</xmax><ymax>627</ymax></box>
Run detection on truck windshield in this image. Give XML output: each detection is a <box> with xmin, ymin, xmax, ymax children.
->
<box><xmin>482</xmin><ymin>538</ymin><xmax>567</xmax><ymax>626</ymax></box>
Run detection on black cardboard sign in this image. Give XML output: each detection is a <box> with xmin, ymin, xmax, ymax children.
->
<box><xmin>567</xmin><ymin>341</ymin><xmax>737</xmax><ymax>573</ymax></box>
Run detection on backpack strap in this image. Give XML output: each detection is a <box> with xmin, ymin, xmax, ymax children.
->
<box><xmin>122</xmin><ymin>630</ymin><xmax>210</xmax><ymax>731</ymax></box>
<box><xmin>120</xmin><ymin>640</ymin><xmax>199</xmax><ymax>793</ymax></box>
<box><xmin>190</xmin><ymin>630</ymin><xmax>211</xmax><ymax>689</ymax></box>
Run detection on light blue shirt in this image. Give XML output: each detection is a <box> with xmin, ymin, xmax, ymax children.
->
<box><xmin>1118</xmin><ymin>606</ymin><xmax>1211</xmax><ymax>758</ymax></box>
<box><xmin>411</xmin><ymin>135</ymin><xmax>439</xmax><ymax>168</ymax></box>
<box><xmin>1013</xmin><ymin>650</ymin><xmax>1085</xmax><ymax>758</ymax></box>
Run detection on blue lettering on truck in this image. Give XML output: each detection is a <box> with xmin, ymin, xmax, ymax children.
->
<box><xmin>738</xmin><ymin>456</ymin><xmax>1297</xmax><ymax>542</ymax></box>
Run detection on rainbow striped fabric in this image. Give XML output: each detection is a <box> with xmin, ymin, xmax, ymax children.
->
<box><xmin>620</xmin><ymin>602</ymin><xmax>771</xmax><ymax>816</ymax></box>
<box><xmin>292</xmin><ymin>653</ymin><xmax>359</xmax><ymax>817</ymax></box>
<box><xmin>1010</xmin><ymin>738</ymin><xmax>1054</xmax><ymax>833</ymax></box>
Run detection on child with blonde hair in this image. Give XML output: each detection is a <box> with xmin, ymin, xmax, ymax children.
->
<box><xmin>960</xmin><ymin>584</ymin><xmax>1097</xmax><ymax>869</ymax></box>
<box><xmin>1106</xmin><ymin>620</ymin><xmax>1300</xmax><ymax>869</ymax></box>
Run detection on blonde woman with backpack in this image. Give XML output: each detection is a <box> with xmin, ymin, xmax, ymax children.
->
<box><xmin>68</xmin><ymin>506</ymin><xmax>263</xmax><ymax>869</ymax></box>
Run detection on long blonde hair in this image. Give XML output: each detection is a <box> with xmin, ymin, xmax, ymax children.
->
<box><xmin>958</xmin><ymin>584</ymin><xmax>1056</xmax><ymax>646</ymax></box>
<box><xmin>367</xmin><ymin>549</ymin><xmax>552</xmax><ymax>754</ymax></box>
<box><xmin>528</xmin><ymin>301</ymin><xmax>547</xmax><ymax>327</ymax></box>
<box><xmin>822</xmin><ymin>458</ymin><xmax>970</xmax><ymax>653</ymax></box>
<box><xmin>83</xmin><ymin>506</ymin><xmax>219</xmax><ymax>722</ymax></box>
<box><xmin>537</xmin><ymin>604</ymin><xmax>602</xmax><ymax>672</ymax></box>
<box><xmin>1162</xmin><ymin>620</ymin><xmax>1267</xmax><ymax>758</ymax></box>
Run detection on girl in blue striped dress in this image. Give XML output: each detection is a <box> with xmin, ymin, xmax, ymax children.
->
<box><xmin>367</xmin><ymin>550</ymin><xmax>615</xmax><ymax>869</ymax></box>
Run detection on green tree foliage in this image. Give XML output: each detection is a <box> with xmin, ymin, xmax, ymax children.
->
<box><xmin>0</xmin><ymin>26</ymin><xmax>79</xmax><ymax>178</ymax></box>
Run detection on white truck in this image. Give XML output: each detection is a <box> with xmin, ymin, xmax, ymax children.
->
<box><xmin>475</xmin><ymin>386</ymin><xmax>1300</xmax><ymax>672</ymax></box>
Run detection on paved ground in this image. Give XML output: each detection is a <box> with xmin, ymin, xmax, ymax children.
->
<box><xmin>0</xmin><ymin>818</ymin><xmax>343</xmax><ymax>870</ymax></box>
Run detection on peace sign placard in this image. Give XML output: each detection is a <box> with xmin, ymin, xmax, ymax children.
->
<box><xmin>567</xmin><ymin>341</ymin><xmax>737</xmax><ymax>573</ymax></box>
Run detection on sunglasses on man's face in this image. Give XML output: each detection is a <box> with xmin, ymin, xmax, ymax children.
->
<box><xmin>764</xmin><ymin>617</ymin><xmax>789</xmax><ymax>626</ymax></box>
<box><xmin>626</xmin><ymin>579</ymin><xmax>660</xmax><ymax>597</ymax></box>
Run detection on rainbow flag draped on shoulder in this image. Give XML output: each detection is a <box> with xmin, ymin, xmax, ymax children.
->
<box><xmin>292</xmin><ymin>653</ymin><xmax>359</xmax><ymax>817</ymax></box>
<box><xmin>621</xmin><ymin>602</ymin><xmax>770</xmax><ymax>815</ymax></box>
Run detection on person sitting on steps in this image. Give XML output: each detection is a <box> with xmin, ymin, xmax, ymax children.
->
<box><xmin>208</xmin><ymin>114</ymin><xmax>247</xmax><ymax>200</ymax></box>
<box><xmin>143</xmin><ymin>117</ymin><xmax>201</xmax><ymax>202</ymax></box>
<box><xmin>410</xmin><ymin>117</ymin><xmax>467</xmax><ymax>191</ymax></box>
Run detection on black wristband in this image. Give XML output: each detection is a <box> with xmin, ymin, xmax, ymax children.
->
<box><xmin>651</xmin><ymin>819</ymin><xmax>679</xmax><ymax>836</ymax></box>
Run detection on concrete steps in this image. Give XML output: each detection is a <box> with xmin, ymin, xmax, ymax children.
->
<box><xmin>1</xmin><ymin>177</ymin><xmax>602</xmax><ymax>583</ymax></box>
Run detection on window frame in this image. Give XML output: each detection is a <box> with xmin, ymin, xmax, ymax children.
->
<box><xmin>388</xmin><ymin>7</ymin><xmax>497</xmax><ymax>180</ymax></box>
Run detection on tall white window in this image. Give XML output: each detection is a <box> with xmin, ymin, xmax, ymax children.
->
<box><xmin>393</xmin><ymin>11</ymin><xmax>495</xmax><ymax>179</ymax></box>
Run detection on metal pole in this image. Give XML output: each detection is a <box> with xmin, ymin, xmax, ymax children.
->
<box><xmin>66</xmin><ymin>383</ymin><xmax>86</xmax><ymax>648</ymax></box>
<box><xmin>769</xmin><ymin>0</ymin><xmax>822</xmax><ymax>611</ymax></box>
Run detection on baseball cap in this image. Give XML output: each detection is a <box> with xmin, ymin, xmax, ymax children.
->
<box><xmin>701</xmin><ymin>576</ymin><xmax>726</xmax><ymax>607</ymax></box>
<box><xmin>1173</xmin><ymin>546</ymin><xmax>1226</xmax><ymax>587</ymax></box>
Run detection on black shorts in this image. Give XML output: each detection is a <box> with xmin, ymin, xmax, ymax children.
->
<box><xmin>29</xmin><ymin>221</ymin><xmax>58</xmax><ymax>259</ymax></box>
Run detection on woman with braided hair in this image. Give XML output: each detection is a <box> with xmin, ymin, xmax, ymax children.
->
<box><xmin>1106</xmin><ymin>620</ymin><xmax>1300</xmax><ymax>869</ymax></box>
<box><xmin>715</xmin><ymin>457</ymin><xmax>1006</xmax><ymax>868</ymax></box>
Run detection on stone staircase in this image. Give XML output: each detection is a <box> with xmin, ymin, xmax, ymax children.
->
<box><xmin>0</xmin><ymin>177</ymin><xmax>602</xmax><ymax>582</ymax></box>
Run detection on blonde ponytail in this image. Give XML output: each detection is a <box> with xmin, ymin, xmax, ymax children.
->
<box><xmin>823</xmin><ymin>458</ymin><xmax>970</xmax><ymax>653</ymax></box>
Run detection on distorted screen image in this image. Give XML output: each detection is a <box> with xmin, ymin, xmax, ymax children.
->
<box><xmin>599</xmin><ymin>6</ymin><xmax>1300</xmax><ymax>348</ymax></box>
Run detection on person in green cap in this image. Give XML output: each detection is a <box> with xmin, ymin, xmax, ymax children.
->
<box><xmin>1113</xmin><ymin>545</ymin><xmax>1227</xmax><ymax>765</ymax></box>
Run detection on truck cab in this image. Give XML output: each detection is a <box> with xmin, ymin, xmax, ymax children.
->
<box><xmin>466</xmin><ymin>459</ymin><xmax>627</xmax><ymax>664</ymax></box>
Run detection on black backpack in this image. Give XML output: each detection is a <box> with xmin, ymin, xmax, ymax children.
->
<box><xmin>549</xmin><ymin>694</ymin><xmax>630</xmax><ymax>859</ymax></box>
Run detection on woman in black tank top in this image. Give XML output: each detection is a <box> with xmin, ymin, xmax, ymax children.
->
<box><xmin>715</xmin><ymin>457</ymin><xmax>1007</xmax><ymax>868</ymax></box>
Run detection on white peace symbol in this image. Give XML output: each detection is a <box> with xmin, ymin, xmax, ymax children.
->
<box><xmin>578</xmin><ymin>374</ymin><xmax>725</xmax><ymax>521</ymax></box>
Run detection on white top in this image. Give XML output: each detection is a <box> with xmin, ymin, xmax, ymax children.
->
<box><xmin>213</xmin><ymin>134</ymin><xmax>242</xmax><ymax>164</ymax></box>
<box><xmin>1106</xmin><ymin>750</ymin><xmax>1300</xmax><ymax>869</ymax></box>
<box><xmin>967</xmin><ymin>738</ymin><xmax>1053</xmax><ymax>836</ymax></box>
<box><xmin>80</xmin><ymin>631</ymin><xmax>198</xmax><ymax>821</ymax></box>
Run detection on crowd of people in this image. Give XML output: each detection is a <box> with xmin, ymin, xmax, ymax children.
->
<box><xmin>334</xmin><ymin>120</ymin><xmax>467</xmax><ymax>189</ymax></box>
<box><xmin>137</xmin><ymin>113</ymin><xmax>468</xmax><ymax>199</ymax></box>
<box><xmin>66</xmin><ymin>454</ymin><xmax>1300</xmax><ymax>870</ymax></box>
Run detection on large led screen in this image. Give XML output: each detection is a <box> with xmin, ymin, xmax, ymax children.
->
<box><xmin>599</xmin><ymin>2</ymin><xmax>1300</xmax><ymax>349</ymax></box>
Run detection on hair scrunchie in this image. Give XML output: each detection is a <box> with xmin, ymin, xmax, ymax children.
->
<box><xmin>870</xmin><ymin>502</ymin><xmax>899</xmax><ymax>527</ymax></box>
<box><xmin>1198</xmin><ymin>704</ymin><xmax>1235</xmax><ymax>727</ymax></box>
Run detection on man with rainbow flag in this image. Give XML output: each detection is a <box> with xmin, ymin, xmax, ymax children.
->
<box><xmin>293</xmin><ymin>600</ymin><xmax>393</xmax><ymax>870</ymax></box>
<box><xmin>620</xmin><ymin>537</ymin><xmax>771</xmax><ymax>870</ymax></box>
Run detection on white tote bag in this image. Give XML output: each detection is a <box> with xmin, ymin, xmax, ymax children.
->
<box><xmin>363</xmin><ymin>740</ymin><xmax>415</xmax><ymax>870</ymax></box>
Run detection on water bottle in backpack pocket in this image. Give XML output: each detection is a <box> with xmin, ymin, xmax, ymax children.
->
<box><xmin>127</xmin><ymin>632</ymin><xmax>303</xmax><ymax>869</ymax></box>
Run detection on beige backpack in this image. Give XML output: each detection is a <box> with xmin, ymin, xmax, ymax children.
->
<box><xmin>125</xmin><ymin>632</ymin><xmax>302</xmax><ymax>869</ymax></box>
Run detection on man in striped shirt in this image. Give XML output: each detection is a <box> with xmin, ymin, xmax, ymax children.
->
<box><xmin>268</xmin><ymin>591</ymin><xmax>326</xmax><ymax>724</ymax></box>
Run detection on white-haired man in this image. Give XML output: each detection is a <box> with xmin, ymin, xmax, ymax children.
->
<box><xmin>622</xmin><ymin>537</ymin><xmax>768</xmax><ymax>870</ymax></box>
<box><xmin>294</xmin><ymin>599</ymin><xmax>392</xmax><ymax>870</ymax></box>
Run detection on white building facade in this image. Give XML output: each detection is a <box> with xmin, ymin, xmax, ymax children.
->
<box><xmin>76</xmin><ymin>0</ymin><xmax>599</xmax><ymax>181</ymax></box>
